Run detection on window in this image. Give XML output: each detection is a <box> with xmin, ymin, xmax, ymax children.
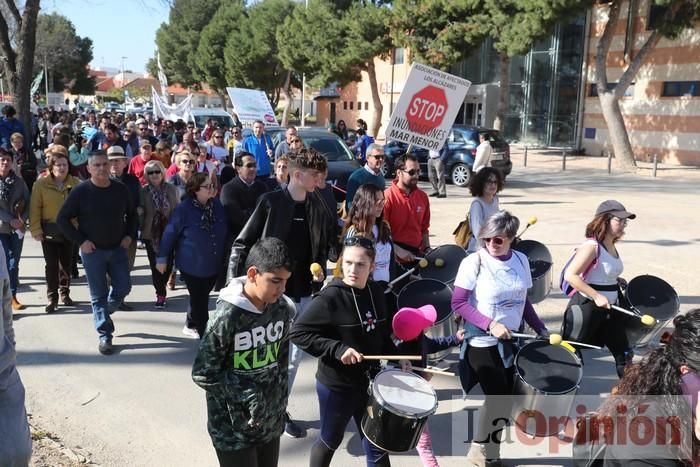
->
<box><xmin>357</xmin><ymin>102</ymin><xmax>361</xmax><ymax>110</ymax></box>
<box><xmin>647</xmin><ymin>4</ymin><xmax>668</xmax><ymax>30</ymax></box>
<box><xmin>364</xmin><ymin>102</ymin><xmax>369</xmax><ymax>110</ymax></box>
<box><xmin>343</xmin><ymin>101</ymin><xmax>347</xmax><ymax>110</ymax></box>
<box><xmin>662</xmin><ymin>81</ymin><xmax>699</xmax><ymax>97</ymax></box>
<box><xmin>588</xmin><ymin>82</ymin><xmax>634</xmax><ymax>97</ymax></box>
<box><xmin>394</xmin><ymin>48</ymin><xmax>405</xmax><ymax>65</ymax></box>
<box><xmin>349</xmin><ymin>101</ymin><xmax>353</xmax><ymax>110</ymax></box>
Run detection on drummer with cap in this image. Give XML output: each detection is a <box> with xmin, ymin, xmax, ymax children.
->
<box><xmin>451</xmin><ymin>210</ymin><xmax>549</xmax><ymax>467</ymax></box>
<box><xmin>561</xmin><ymin>199</ymin><xmax>636</xmax><ymax>378</ymax></box>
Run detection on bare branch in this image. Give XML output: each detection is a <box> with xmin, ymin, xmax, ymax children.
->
<box><xmin>3</xmin><ymin>0</ymin><xmax>21</xmax><ymax>28</ymax></box>
<box><xmin>0</xmin><ymin>12</ymin><xmax>17</xmax><ymax>72</ymax></box>
<box><xmin>615</xmin><ymin>29</ymin><xmax>660</xmax><ymax>98</ymax></box>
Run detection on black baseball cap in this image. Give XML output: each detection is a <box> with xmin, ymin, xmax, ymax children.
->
<box><xmin>595</xmin><ymin>200</ymin><xmax>636</xmax><ymax>219</ymax></box>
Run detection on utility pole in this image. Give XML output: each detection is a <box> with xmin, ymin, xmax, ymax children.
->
<box><xmin>300</xmin><ymin>0</ymin><xmax>308</xmax><ymax>127</ymax></box>
<box><xmin>44</xmin><ymin>54</ymin><xmax>49</xmax><ymax>106</ymax></box>
<box><xmin>121</xmin><ymin>56</ymin><xmax>127</xmax><ymax>103</ymax></box>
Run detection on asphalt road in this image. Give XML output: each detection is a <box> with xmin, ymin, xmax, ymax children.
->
<box><xmin>13</xmin><ymin>160</ymin><xmax>700</xmax><ymax>466</ymax></box>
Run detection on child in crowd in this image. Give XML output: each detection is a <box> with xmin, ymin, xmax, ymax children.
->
<box><xmin>192</xmin><ymin>238</ymin><xmax>295</xmax><ymax>467</ymax></box>
<box><xmin>392</xmin><ymin>304</ymin><xmax>465</xmax><ymax>467</ymax></box>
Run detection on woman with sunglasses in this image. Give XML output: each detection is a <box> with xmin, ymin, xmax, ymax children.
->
<box><xmin>226</xmin><ymin>127</ymin><xmax>244</xmax><ymax>160</ymax></box>
<box><xmin>168</xmin><ymin>151</ymin><xmax>196</xmax><ymax>200</ymax></box>
<box><xmin>466</xmin><ymin>167</ymin><xmax>504</xmax><ymax>252</ymax></box>
<box><xmin>290</xmin><ymin>236</ymin><xmax>404</xmax><ymax>467</ymax></box>
<box><xmin>140</xmin><ymin>160</ymin><xmax>179</xmax><ymax>309</ymax></box>
<box><xmin>451</xmin><ymin>210</ymin><xmax>548</xmax><ymax>467</ymax></box>
<box><xmin>157</xmin><ymin>173</ymin><xmax>227</xmax><ymax>338</ymax></box>
<box><xmin>205</xmin><ymin>130</ymin><xmax>229</xmax><ymax>174</ymax></box>
<box><xmin>561</xmin><ymin>200</ymin><xmax>636</xmax><ymax>378</ymax></box>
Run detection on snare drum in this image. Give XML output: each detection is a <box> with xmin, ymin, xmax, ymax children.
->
<box><xmin>511</xmin><ymin>340</ymin><xmax>583</xmax><ymax>437</ymax></box>
<box><xmin>615</xmin><ymin>274</ymin><xmax>679</xmax><ymax>348</ymax></box>
<box><xmin>361</xmin><ymin>369</ymin><xmax>438</xmax><ymax>452</ymax></box>
<box><xmin>397</xmin><ymin>279</ymin><xmax>455</xmax><ymax>362</ymax></box>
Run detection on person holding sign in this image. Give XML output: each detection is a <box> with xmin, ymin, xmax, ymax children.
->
<box><xmin>243</xmin><ymin>120</ymin><xmax>273</xmax><ymax>183</ymax></box>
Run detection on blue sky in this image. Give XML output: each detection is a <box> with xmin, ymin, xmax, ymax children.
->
<box><xmin>43</xmin><ymin>0</ymin><xmax>170</xmax><ymax>73</ymax></box>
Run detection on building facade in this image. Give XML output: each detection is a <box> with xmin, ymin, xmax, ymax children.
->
<box><xmin>315</xmin><ymin>0</ymin><xmax>700</xmax><ymax>166</ymax></box>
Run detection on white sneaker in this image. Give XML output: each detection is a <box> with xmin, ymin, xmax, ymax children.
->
<box><xmin>465</xmin><ymin>442</ymin><xmax>487</xmax><ymax>467</ymax></box>
<box><xmin>182</xmin><ymin>326</ymin><xmax>200</xmax><ymax>339</ymax></box>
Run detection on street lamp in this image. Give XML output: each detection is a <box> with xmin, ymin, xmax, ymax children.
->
<box><xmin>121</xmin><ymin>56</ymin><xmax>127</xmax><ymax>104</ymax></box>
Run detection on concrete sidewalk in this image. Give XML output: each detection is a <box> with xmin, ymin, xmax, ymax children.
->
<box><xmin>13</xmin><ymin>163</ymin><xmax>699</xmax><ymax>466</ymax></box>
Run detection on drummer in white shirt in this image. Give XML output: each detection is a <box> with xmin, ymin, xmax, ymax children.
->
<box><xmin>451</xmin><ymin>211</ymin><xmax>548</xmax><ymax>467</ymax></box>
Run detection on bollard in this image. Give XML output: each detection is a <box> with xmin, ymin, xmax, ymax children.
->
<box><xmin>653</xmin><ymin>153</ymin><xmax>658</xmax><ymax>177</ymax></box>
<box><xmin>524</xmin><ymin>146</ymin><xmax>528</xmax><ymax>167</ymax></box>
<box><xmin>562</xmin><ymin>149</ymin><xmax>566</xmax><ymax>171</ymax></box>
<box><xmin>607</xmin><ymin>150</ymin><xmax>612</xmax><ymax>174</ymax></box>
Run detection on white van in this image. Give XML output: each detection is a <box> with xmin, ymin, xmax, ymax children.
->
<box><xmin>189</xmin><ymin>108</ymin><xmax>239</xmax><ymax>129</ymax></box>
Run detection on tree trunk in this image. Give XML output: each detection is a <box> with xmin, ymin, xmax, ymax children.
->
<box><xmin>279</xmin><ymin>70</ymin><xmax>293</xmax><ymax>127</ymax></box>
<box><xmin>493</xmin><ymin>53</ymin><xmax>510</xmax><ymax>131</ymax></box>
<box><xmin>1</xmin><ymin>1</ymin><xmax>41</xmax><ymax>135</ymax></box>
<box><xmin>366</xmin><ymin>59</ymin><xmax>383</xmax><ymax>138</ymax></box>
<box><xmin>594</xmin><ymin>0</ymin><xmax>662</xmax><ymax>172</ymax></box>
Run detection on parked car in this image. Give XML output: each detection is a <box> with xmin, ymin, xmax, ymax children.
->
<box><xmin>383</xmin><ymin>125</ymin><xmax>512</xmax><ymax>187</ymax></box>
<box><xmin>189</xmin><ymin>108</ymin><xmax>239</xmax><ymax>130</ymax></box>
<box><xmin>269</xmin><ymin>128</ymin><xmax>361</xmax><ymax>202</ymax></box>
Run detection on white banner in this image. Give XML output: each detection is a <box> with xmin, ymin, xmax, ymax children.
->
<box><xmin>152</xmin><ymin>87</ymin><xmax>192</xmax><ymax>123</ymax></box>
<box><xmin>226</xmin><ymin>87</ymin><xmax>277</xmax><ymax>127</ymax></box>
<box><xmin>156</xmin><ymin>51</ymin><xmax>169</xmax><ymax>100</ymax></box>
<box><xmin>385</xmin><ymin>63</ymin><xmax>471</xmax><ymax>151</ymax></box>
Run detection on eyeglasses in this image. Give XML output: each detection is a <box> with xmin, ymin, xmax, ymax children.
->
<box><xmin>486</xmin><ymin>178</ymin><xmax>498</xmax><ymax>185</ymax></box>
<box><xmin>401</xmin><ymin>168</ymin><xmax>420</xmax><ymax>177</ymax></box>
<box><xmin>242</xmin><ymin>162</ymin><xmax>257</xmax><ymax>169</ymax></box>
<box><xmin>344</xmin><ymin>236</ymin><xmax>375</xmax><ymax>251</ymax></box>
<box><xmin>290</xmin><ymin>139</ymin><xmax>302</xmax><ymax>143</ymax></box>
<box><xmin>483</xmin><ymin>236</ymin><xmax>506</xmax><ymax>246</ymax></box>
<box><xmin>214</xmin><ymin>135</ymin><xmax>223</xmax><ymax>139</ymax></box>
<box><xmin>612</xmin><ymin>217</ymin><xmax>629</xmax><ymax>226</ymax></box>
<box><xmin>146</xmin><ymin>170</ymin><xmax>162</xmax><ymax>176</ymax></box>
<box><xmin>181</xmin><ymin>159</ymin><xmax>195</xmax><ymax>165</ymax></box>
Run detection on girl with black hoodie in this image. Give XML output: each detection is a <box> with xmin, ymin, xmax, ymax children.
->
<box><xmin>290</xmin><ymin>236</ymin><xmax>405</xmax><ymax>467</ymax></box>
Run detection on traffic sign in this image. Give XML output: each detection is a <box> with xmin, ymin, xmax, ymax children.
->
<box><xmin>385</xmin><ymin>63</ymin><xmax>471</xmax><ymax>151</ymax></box>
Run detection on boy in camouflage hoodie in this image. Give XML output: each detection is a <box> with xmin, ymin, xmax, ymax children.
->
<box><xmin>192</xmin><ymin>238</ymin><xmax>295</xmax><ymax>467</ymax></box>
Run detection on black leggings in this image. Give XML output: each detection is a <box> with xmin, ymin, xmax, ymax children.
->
<box><xmin>468</xmin><ymin>345</ymin><xmax>514</xmax><ymax>460</ymax></box>
<box><xmin>215</xmin><ymin>437</ymin><xmax>279</xmax><ymax>467</ymax></box>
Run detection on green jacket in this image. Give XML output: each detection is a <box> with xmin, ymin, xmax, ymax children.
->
<box><xmin>192</xmin><ymin>277</ymin><xmax>295</xmax><ymax>451</ymax></box>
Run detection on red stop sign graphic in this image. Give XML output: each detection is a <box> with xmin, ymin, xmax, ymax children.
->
<box><xmin>405</xmin><ymin>85</ymin><xmax>447</xmax><ymax>134</ymax></box>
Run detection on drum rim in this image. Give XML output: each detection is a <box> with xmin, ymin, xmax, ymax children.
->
<box><xmin>361</xmin><ymin>423</ymin><xmax>423</xmax><ymax>454</ymax></box>
<box><xmin>513</xmin><ymin>342</ymin><xmax>583</xmax><ymax>396</ymax></box>
<box><xmin>371</xmin><ymin>369</ymin><xmax>438</xmax><ymax>418</ymax></box>
<box><xmin>396</xmin><ymin>278</ymin><xmax>454</xmax><ymax>319</ymax></box>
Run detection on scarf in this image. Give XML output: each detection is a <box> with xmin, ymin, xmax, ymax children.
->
<box><xmin>147</xmin><ymin>184</ymin><xmax>171</xmax><ymax>253</ymax></box>
<box><xmin>193</xmin><ymin>198</ymin><xmax>215</xmax><ymax>232</ymax></box>
<box><xmin>0</xmin><ymin>171</ymin><xmax>17</xmax><ymax>202</ymax></box>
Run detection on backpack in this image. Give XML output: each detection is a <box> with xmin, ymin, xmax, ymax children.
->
<box><xmin>559</xmin><ymin>240</ymin><xmax>600</xmax><ymax>297</ymax></box>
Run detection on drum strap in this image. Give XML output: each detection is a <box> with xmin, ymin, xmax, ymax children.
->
<box><xmin>589</xmin><ymin>283</ymin><xmax>618</xmax><ymax>292</ymax></box>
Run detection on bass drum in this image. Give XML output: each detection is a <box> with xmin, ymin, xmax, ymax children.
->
<box><xmin>616</xmin><ymin>275</ymin><xmax>679</xmax><ymax>348</ymax></box>
<box><xmin>397</xmin><ymin>278</ymin><xmax>455</xmax><ymax>362</ymax></box>
<box><xmin>419</xmin><ymin>244</ymin><xmax>467</xmax><ymax>286</ymax></box>
<box><xmin>513</xmin><ymin>239</ymin><xmax>553</xmax><ymax>304</ymax></box>
<box><xmin>361</xmin><ymin>369</ymin><xmax>438</xmax><ymax>452</ymax></box>
<box><xmin>511</xmin><ymin>340</ymin><xmax>583</xmax><ymax>437</ymax></box>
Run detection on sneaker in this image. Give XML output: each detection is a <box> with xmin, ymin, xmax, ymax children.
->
<box><xmin>284</xmin><ymin>412</ymin><xmax>304</xmax><ymax>438</ymax></box>
<box><xmin>466</xmin><ymin>442</ymin><xmax>487</xmax><ymax>467</ymax></box>
<box><xmin>118</xmin><ymin>302</ymin><xmax>134</xmax><ymax>311</ymax></box>
<box><xmin>182</xmin><ymin>326</ymin><xmax>200</xmax><ymax>339</ymax></box>
<box><xmin>428</xmin><ymin>192</ymin><xmax>439</xmax><ymax>197</ymax></box>
<box><xmin>61</xmin><ymin>295</ymin><xmax>75</xmax><ymax>306</ymax></box>
<box><xmin>437</xmin><ymin>194</ymin><xmax>447</xmax><ymax>198</ymax></box>
<box><xmin>155</xmin><ymin>295</ymin><xmax>166</xmax><ymax>309</ymax></box>
<box><xmin>98</xmin><ymin>337</ymin><xmax>114</xmax><ymax>355</ymax></box>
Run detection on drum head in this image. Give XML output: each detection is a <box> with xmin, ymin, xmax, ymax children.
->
<box><xmin>397</xmin><ymin>279</ymin><xmax>453</xmax><ymax>321</ymax></box>
<box><xmin>420</xmin><ymin>245</ymin><xmax>466</xmax><ymax>284</ymax></box>
<box><xmin>373</xmin><ymin>369</ymin><xmax>437</xmax><ymax>417</ymax></box>
<box><xmin>515</xmin><ymin>341</ymin><xmax>582</xmax><ymax>395</ymax></box>
<box><xmin>626</xmin><ymin>275</ymin><xmax>679</xmax><ymax>320</ymax></box>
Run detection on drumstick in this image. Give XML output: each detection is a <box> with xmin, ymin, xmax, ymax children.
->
<box><xmin>362</xmin><ymin>355</ymin><xmax>422</xmax><ymax>361</ymax></box>
<box><xmin>384</xmin><ymin>268</ymin><xmax>416</xmax><ymax>294</ymax></box>
<box><xmin>509</xmin><ymin>332</ymin><xmax>603</xmax><ymax>350</ymax></box>
<box><xmin>411</xmin><ymin>366</ymin><xmax>456</xmax><ymax>376</ymax></box>
<box><xmin>578</xmin><ymin>292</ymin><xmax>657</xmax><ymax>326</ymax></box>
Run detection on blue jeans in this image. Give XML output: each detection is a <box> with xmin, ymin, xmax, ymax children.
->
<box><xmin>313</xmin><ymin>380</ymin><xmax>390</xmax><ymax>467</ymax></box>
<box><xmin>80</xmin><ymin>247</ymin><xmax>132</xmax><ymax>339</ymax></box>
<box><xmin>0</xmin><ymin>232</ymin><xmax>24</xmax><ymax>296</ymax></box>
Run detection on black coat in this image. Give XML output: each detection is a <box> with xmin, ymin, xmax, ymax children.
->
<box><xmin>227</xmin><ymin>187</ymin><xmax>334</xmax><ymax>281</ymax></box>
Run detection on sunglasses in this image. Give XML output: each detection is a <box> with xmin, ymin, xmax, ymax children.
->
<box><xmin>483</xmin><ymin>236</ymin><xmax>506</xmax><ymax>246</ymax></box>
<box><xmin>214</xmin><ymin>135</ymin><xmax>223</xmax><ymax>139</ymax></box>
<box><xmin>402</xmin><ymin>168</ymin><xmax>420</xmax><ymax>177</ymax></box>
<box><xmin>344</xmin><ymin>236</ymin><xmax>375</xmax><ymax>251</ymax></box>
<box><xmin>486</xmin><ymin>178</ymin><xmax>498</xmax><ymax>184</ymax></box>
<box><xmin>181</xmin><ymin>159</ymin><xmax>195</xmax><ymax>165</ymax></box>
<box><xmin>291</xmin><ymin>139</ymin><xmax>302</xmax><ymax>143</ymax></box>
<box><xmin>242</xmin><ymin>162</ymin><xmax>257</xmax><ymax>169</ymax></box>
<box><xmin>371</xmin><ymin>154</ymin><xmax>385</xmax><ymax>160</ymax></box>
<box><xmin>146</xmin><ymin>170</ymin><xmax>162</xmax><ymax>176</ymax></box>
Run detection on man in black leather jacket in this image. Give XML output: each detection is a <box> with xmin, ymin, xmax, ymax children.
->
<box><xmin>226</xmin><ymin>148</ymin><xmax>334</xmax><ymax>438</ymax></box>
